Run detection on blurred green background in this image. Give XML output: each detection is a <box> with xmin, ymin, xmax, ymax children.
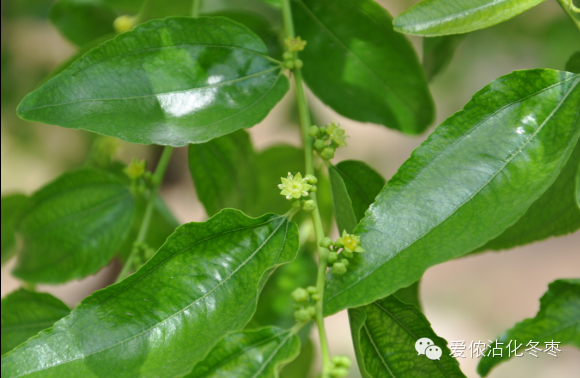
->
<box><xmin>1</xmin><ymin>1</ymin><xmax>579</xmax><ymax>377</ymax></box>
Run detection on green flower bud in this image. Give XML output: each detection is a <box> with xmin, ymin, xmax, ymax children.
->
<box><xmin>332</xmin><ymin>356</ymin><xmax>352</xmax><ymax>368</ymax></box>
<box><xmin>283</xmin><ymin>51</ymin><xmax>294</xmax><ymax>61</ymax></box>
<box><xmin>124</xmin><ymin>158</ymin><xmax>146</xmax><ymax>180</ymax></box>
<box><xmin>292</xmin><ymin>199</ymin><xmax>303</xmax><ymax>208</ymax></box>
<box><xmin>284</xmin><ymin>59</ymin><xmax>295</xmax><ymax>69</ymax></box>
<box><xmin>308</xmin><ymin>125</ymin><xmax>320</xmax><ymax>137</ymax></box>
<box><xmin>333</xmin><ymin>262</ymin><xmax>347</xmax><ymax>275</ymax></box>
<box><xmin>342</xmin><ymin>250</ymin><xmax>353</xmax><ymax>259</ymax></box>
<box><xmin>314</xmin><ymin>139</ymin><xmax>326</xmax><ymax>151</ymax></box>
<box><xmin>306</xmin><ymin>286</ymin><xmax>318</xmax><ymax>294</ymax></box>
<box><xmin>305</xmin><ymin>174</ymin><xmax>318</xmax><ymax>184</ymax></box>
<box><xmin>114</xmin><ymin>15</ymin><xmax>137</xmax><ymax>33</ymax></box>
<box><xmin>309</xmin><ymin>185</ymin><xmax>318</xmax><ymax>193</ymax></box>
<box><xmin>303</xmin><ymin>199</ymin><xmax>317</xmax><ymax>212</ymax></box>
<box><xmin>291</xmin><ymin>287</ymin><xmax>309</xmax><ymax>302</ymax></box>
<box><xmin>311</xmin><ymin>293</ymin><xmax>322</xmax><ymax>301</ymax></box>
<box><xmin>294</xmin><ymin>59</ymin><xmax>303</xmax><ymax>69</ymax></box>
<box><xmin>294</xmin><ymin>308</ymin><xmax>312</xmax><ymax>322</ymax></box>
<box><xmin>320</xmin><ymin>147</ymin><xmax>335</xmax><ymax>160</ymax></box>
<box><xmin>340</xmin><ymin>258</ymin><xmax>349</xmax><ymax>267</ymax></box>
<box><xmin>330</xmin><ymin>367</ymin><xmax>349</xmax><ymax>378</ymax></box>
<box><xmin>307</xmin><ymin>306</ymin><xmax>316</xmax><ymax>317</ymax></box>
<box><xmin>320</xmin><ymin>237</ymin><xmax>333</xmax><ymax>248</ymax></box>
<box><xmin>327</xmin><ymin>252</ymin><xmax>338</xmax><ymax>265</ymax></box>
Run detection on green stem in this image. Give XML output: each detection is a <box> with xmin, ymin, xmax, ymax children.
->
<box><xmin>115</xmin><ymin>146</ymin><xmax>173</xmax><ymax>284</ymax></box>
<box><xmin>280</xmin><ymin>1</ymin><xmax>332</xmax><ymax>376</ymax></box>
<box><xmin>136</xmin><ymin>0</ymin><xmax>154</xmax><ymax>23</ymax></box>
<box><xmin>191</xmin><ymin>0</ymin><xmax>202</xmax><ymax>18</ymax></box>
<box><xmin>557</xmin><ymin>0</ymin><xmax>580</xmax><ymax>31</ymax></box>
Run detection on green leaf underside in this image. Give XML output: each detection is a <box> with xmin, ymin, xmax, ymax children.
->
<box><xmin>1</xmin><ymin>194</ymin><xmax>28</xmax><ymax>265</ymax></box>
<box><xmin>1</xmin><ymin>289</ymin><xmax>70</xmax><ymax>357</ymax></box>
<box><xmin>349</xmin><ymin>296</ymin><xmax>465</xmax><ymax>378</ymax></box>
<box><xmin>1</xmin><ymin>210</ymin><xmax>299</xmax><ymax>378</ymax></box>
<box><xmin>568</xmin><ymin>51</ymin><xmax>580</xmax><ymax>74</ymax></box>
<box><xmin>334</xmin><ymin>160</ymin><xmax>385</xmax><ymax>223</ymax></box>
<box><xmin>186</xmin><ymin>327</ymin><xmax>300</xmax><ymax>378</ymax></box>
<box><xmin>394</xmin><ymin>0</ymin><xmax>545</xmax><ymax>36</ymax></box>
<box><xmin>49</xmin><ymin>0</ymin><xmax>116</xmax><ymax>47</ymax></box>
<box><xmin>423</xmin><ymin>35</ymin><xmax>465</xmax><ymax>81</ymax></box>
<box><xmin>477</xmin><ymin>279</ymin><xmax>580</xmax><ymax>377</ymax></box>
<box><xmin>13</xmin><ymin>168</ymin><xmax>135</xmax><ymax>284</ymax></box>
<box><xmin>189</xmin><ymin>130</ymin><xmax>258</xmax><ymax>217</ymax></box>
<box><xmin>329</xmin><ymin>165</ymin><xmax>358</xmax><ymax>234</ymax></box>
<box><xmin>324</xmin><ymin>69</ymin><xmax>580</xmax><ymax>316</ymax></box>
<box><xmin>280</xmin><ymin>338</ymin><xmax>314</xmax><ymax>378</ymax></box>
<box><xmin>17</xmin><ymin>17</ymin><xmax>289</xmax><ymax>147</ymax></box>
<box><xmin>476</xmin><ymin>140</ymin><xmax>580</xmax><ymax>252</ymax></box>
<box><xmin>292</xmin><ymin>0</ymin><xmax>434</xmax><ymax>135</ymax></box>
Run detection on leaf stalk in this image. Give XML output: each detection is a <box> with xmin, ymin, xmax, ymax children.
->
<box><xmin>115</xmin><ymin>146</ymin><xmax>173</xmax><ymax>283</ymax></box>
<box><xmin>557</xmin><ymin>0</ymin><xmax>580</xmax><ymax>31</ymax></box>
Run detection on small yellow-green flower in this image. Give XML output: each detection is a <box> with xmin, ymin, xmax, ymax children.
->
<box><xmin>337</xmin><ymin>230</ymin><xmax>364</xmax><ymax>253</ymax></box>
<box><xmin>278</xmin><ymin>172</ymin><xmax>312</xmax><ymax>200</ymax></box>
<box><xmin>124</xmin><ymin>159</ymin><xmax>146</xmax><ymax>180</ymax></box>
<box><xmin>326</xmin><ymin>121</ymin><xmax>348</xmax><ymax>147</ymax></box>
<box><xmin>285</xmin><ymin>36</ymin><xmax>307</xmax><ymax>52</ymax></box>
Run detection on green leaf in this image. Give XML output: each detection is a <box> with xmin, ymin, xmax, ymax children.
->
<box><xmin>49</xmin><ymin>0</ymin><xmax>116</xmax><ymax>47</ymax></box>
<box><xmin>186</xmin><ymin>327</ymin><xmax>300</xmax><ymax>378</ymax></box>
<box><xmin>188</xmin><ymin>130</ymin><xmax>258</xmax><ymax>217</ymax></box>
<box><xmin>349</xmin><ymin>296</ymin><xmax>465</xmax><ymax>378</ymax></box>
<box><xmin>292</xmin><ymin>0</ymin><xmax>434</xmax><ymax>135</ymax></box>
<box><xmin>477</xmin><ymin>279</ymin><xmax>580</xmax><ymax>377</ymax></box>
<box><xmin>329</xmin><ymin>165</ymin><xmax>358</xmax><ymax>234</ymax></box>
<box><xmin>393</xmin><ymin>281</ymin><xmax>422</xmax><ymax>309</ymax></box>
<box><xmin>566</xmin><ymin>51</ymin><xmax>580</xmax><ymax>74</ymax></box>
<box><xmin>423</xmin><ymin>35</ymin><xmax>465</xmax><ymax>81</ymax></box>
<box><xmin>393</xmin><ymin>0</ymin><xmax>545</xmax><ymax>36</ymax></box>
<box><xmin>13</xmin><ymin>168</ymin><xmax>135</xmax><ymax>284</ymax></box>
<box><xmin>1</xmin><ymin>289</ymin><xmax>69</xmax><ymax>357</ymax></box>
<box><xmin>324</xmin><ymin>69</ymin><xmax>580</xmax><ymax>316</ymax></box>
<box><xmin>103</xmin><ymin>0</ymin><xmax>192</xmax><ymax>18</ymax></box>
<box><xmin>280</xmin><ymin>338</ymin><xmax>314</xmax><ymax>378</ymax></box>
<box><xmin>475</xmin><ymin>141</ymin><xmax>580</xmax><ymax>252</ymax></box>
<box><xmin>333</xmin><ymin>160</ymin><xmax>385</xmax><ymax>223</ymax></box>
<box><xmin>1</xmin><ymin>210</ymin><xmax>299</xmax><ymax>377</ymax></box>
<box><xmin>1</xmin><ymin>194</ymin><xmax>28</xmax><ymax>265</ymax></box>
<box><xmin>17</xmin><ymin>17</ymin><xmax>289</xmax><ymax>147</ymax></box>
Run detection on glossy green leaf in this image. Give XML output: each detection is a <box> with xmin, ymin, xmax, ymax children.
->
<box><xmin>566</xmin><ymin>51</ymin><xmax>580</xmax><ymax>74</ymax></box>
<box><xmin>116</xmin><ymin>196</ymin><xmax>179</xmax><ymax>261</ymax></box>
<box><xmin>476</xmin><ymin>141</ymin><xmax>580</xmax><ymax>252</ymax></box>
<box><xmin>423</xmin><ymin>35</ymin><xmax>465</xmax><ymax>81</ymax></box>
<box><xmin>13</xmin><ymin>168</ymin><xmax>135</xmax><ymax>284</ymax></box>
<box><xmin>189</xmin><ymin>130</ymin><xmax>258</xmax><ymax>217</ymax></box>
<box><xmin>292</xmin><ymin>0</ymin><xmax>434</xmax><ymax>135</ymax></box>
<box><xmin>477</xmin><ymin>279</ymin><xmax>580</xmax><ymax>376</ymax></box>
<box><xmin>329</xmin><ymin>165</ymin><xmax>358</xmax><ymax>234</ymax></box>
<box><xmin>1</xmin><ymin>289</ymin><xmax>69</xmax><ymax>357</ymax></box>
<box><xmin>324</xmin><ymin>69</ymin><xmax>580</xmax><ymax>316</ymax></box>
<box><xmin>186</xmin><ymin>327</ymin><xmax>300</xmax><ymax>378</ymax></box>
<box><xmin>280</xmin><ymin>338</ymin><xmax>314</xmax><ymax>378</ymax></box>
<box><xmin>393</xmin><ymin>281</ymin><xmax>422</xmax><ymax>309</ymax></box>
<box><xmin>49</xmin><ymin>0</ymin><xmax>116</xmax><ymax>47</ymax></box>
<box><xmin>349</xmin><ymin>296</ymin><xmax>465</xmax><ymax>378</ymax></box>
<box><xmin>1</xmin><ymin>210</ymin><xmax>299</xmax><ymax>377</ymax></box>
<box><xmin>393</xmin><ymin>0</ymin><xmax>545</xmax><ymax>36</ymax></box>
<box><xmin>1</xmin><ymin>194</ymin><xmax>28</xmax><ymax>265</ymax></box>
<box><xmin>17</xmin><ymin>17</ymin><xmax>289</xmax><ymax>147</ymax></box>
<box><xmin>251</xmin><ymin>247</ymin><xmax>317</xmax><ymax>330</ymax></box>
<box><xmin>333</xmin><ymin>160</ymin><xmax>385</xmax><ymax>223</ymax></box>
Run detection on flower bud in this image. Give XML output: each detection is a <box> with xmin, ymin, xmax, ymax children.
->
<box><xmin>294</xmin><ymin>59</ymin><xmax>303</xmax><ymax>69</ymax></box>
<box><xmin>305</xmin><ymin>174</ymin><xmax>318</xmax><ymax>184</ymax></box>
<box><xmin>308</xmin><ymin>126</ymin><xmax>320</xmax><ymax>137</ymax></box>
<box><xmin>327</xmin><ymin>252</ymin><xmax>338</xmax><ymax>265</ymax></box>
<box><xmin>303</xmin><ymin>199</ymin><xmax>317</xmax><ymax>212</ymax></box>
<box><xmin>340</xmin><ymin>258</ymin><xmax>349</xmax><ymax>267</ymax></box>
<box><xmin>332</xmin><ymin>262</ymin><xmax>347</xmax><ymax>275</ymax></box>
<box><xmin>309</xmin><ymin>185</ymin><xmax>317</xmax><ymax>193</ymax></box>
<box><xmin>284</xmin><ymin>59</ymin><xmax>295</xmax><ymax>69</ymax></box>
<box><xmin>294</xmin><ymin>308</ymin><xmax>312</xmax><ymax>322</ymax></box>
<box><xmin>320</xmin><ymin>147</ymin><xmax>335</xmax><ymax>160</ymax></box>
<box><xmin>332</xmin><ymin>356</ymin><xmax>352</xmax><ymax>368</ymax></box>
<box><xmin>330</xmin><ymin>367</ymin><xmax>349</xmax><ymax>378</ymax></box>
<box><xmin>306</xmin><ymin>286</ymin><xmax>318</xmax><ymax>294</ymax></box>
<box><xmin>342</xmin><ymin>250</ymin><xmax>353</xmax><ymax>259</ymax></box>
<box><xmin>291</xmin><ymin>287</ymin><xmax>309</xmax><ymax>302</ymax></box>
<box><xmin>314</xmin><ymin>139</ymin><xmax>326</xmax><ymax>151</ymax></box>
<box><xmin>114</xmin><ymin>15</ymin><xmax>137</xmax><ymax>33</ymax></box>
<box><xmin>283</xmin><ymin>51</ymin><xmax>294</xmax><ymax>61</ymax></box>
<box><xmin>311</xmin><ymin>293</ymin><xmax>322</xmax><ymax>301</ymax></box>
<box><xmin>320</xmin><ymin>237</ymin><xmax>333</xmax><ymax>248</ymax></box>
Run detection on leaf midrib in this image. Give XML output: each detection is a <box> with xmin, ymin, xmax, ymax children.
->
<box><xmin>20</xmin><ymin>66</ymin><xmax>280</xmax><ymax>112</ymax></box>
<box><xmin>326</xmin><ymin>76</ymin><xmax>579</xmax><ymax>305</ymax></box>
<box><xmin>15</xmin><ymin>216</ymin><xmax>288</xmax><ymax>377</ymax></box>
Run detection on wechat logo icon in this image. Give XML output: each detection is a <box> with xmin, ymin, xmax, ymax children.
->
<box><xmin>415</xmin><ymin>338</ymin><xmax>442</xmax><ymax>360</ymax></box>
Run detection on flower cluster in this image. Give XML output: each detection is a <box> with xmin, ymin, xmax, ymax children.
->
<box><xmin>278</xmin><ymin>172</ymin><xmax>318</xmax><ymax>211</ymax></box>
<box><xmin>282</xmin><ymin>37</ymin><xmax>306</xmax><ymax>70</ymax></box>
<box><xmin>321</xmin><ymin>230</ymin><xmax>364</xmax><ymax>276</ymax></box>
<box><xmin>309</xmin><ymin>121</ymin><xmax>349</xmax><ymax>160</ymax></box>
<box><xmin>292</xmin><ymin>286</ymin><xmax>320</xmax><ymax>322</ymax></box>
<box><xmin>330</xmin><ymin>356</ymin><xmax>352</xmax><ymax>378</ymax></box>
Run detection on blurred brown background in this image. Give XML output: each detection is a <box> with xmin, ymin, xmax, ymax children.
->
<box><xmin>1</xmin><ymin>0</ymin><xmax>579</xmax><ymax>377</ymax></box>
